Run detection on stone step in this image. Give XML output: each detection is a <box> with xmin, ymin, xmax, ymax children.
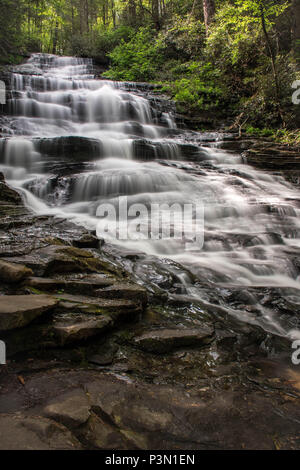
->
<box><xmin>134</xmin><ymin>327</ymin><xmax>214</xmax><ymax>353</ymax></box>
<box><xmin>94</xmin><ymin>282</ymin><xmax>147</xmax><ymax>307</ymax></box>
<box><xmin>54</xmin><ymin>293</ymin><xmax>143</xmax><ymax>321</ymax></box>
<box><xmin>53</xmin><ymin>315</ymin><xmax>113</xmax><ymax>346</ymax></box>
<box><xmin>0</xmin><ymin>294</ymin><xmax>58</xmax><ymax>330</ymax></box>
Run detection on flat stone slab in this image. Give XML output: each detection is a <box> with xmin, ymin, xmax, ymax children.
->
<box><xmin>134</xmin><ymin>327</ymin><xmax>214</xmax><ymax>353</ymax></box>
<box><xmin>43</xmin><ymin>389</ymin><xmax>91</xmax><ymax>427</ymax></box>
<box><xmin>0</xmin><ymin>294</ymin><xmax>58</xmax><ymax>331</ymax></box>
<box><xmin>55</xmin><ymin>293</ymin><xmax>142</xmax><ymax>319</ymax></box>
<box><xmin>54</xmin><ymin>315</ymin><xmax>113</xmax><ymax>345</ymax></box>
<box><xmin>95</xmin><ymin>283</ymin><xmax>148</xmax><ymax>307</ymax></box>
<box><xmin>0</xmin><ymin>260</ymin><xmax>33</xmax><ymax>283</ymax></box>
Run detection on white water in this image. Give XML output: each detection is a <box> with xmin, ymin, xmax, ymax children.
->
<box><xmin>2</xmin><ymin>53</ymin><xmax>300</xmax><ymax>339</ymax></box>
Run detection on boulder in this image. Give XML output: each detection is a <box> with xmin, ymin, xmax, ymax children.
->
<box><xmin>72</xmin><ymin>233</ymin><xmax>102</xmax><ymax>249</ymax></box>
<box><xmin>0</xmin><ymin>294</ymin><xmax>58</xmax><ymax>331</ymax></box>
<box><xmin>33</xmin><ymin>136</ymin><xmax>102</xmax><ymax>161</ymax></box>
<box><xmin>134</xmin><ymin>327</ymin><xmax>214</xmax><ymax>353</ymax></box>
<box><xmin>0</xmin><ymin>180</ymin><xmax>23</xmax><ymax>205</ymax></box>
<box><xmin>0</xmin><ymin>260</ymin><xmax>33</xmax><ymax>283</ymax></box>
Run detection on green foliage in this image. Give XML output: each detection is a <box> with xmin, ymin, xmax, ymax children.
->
<box><xmin>161</xmin><ymin>16</ymin><xmax>206</xmax><ymax>61</ymax></box>
<box><xmin>164</xmin><ymin>61</ymin><xmax>224</xmax><ymax>113</ymax></box>
<box><xmin>103</xmin><ymin>28</ymin><xmax>166</xmax><ymax>81</ymax></box>
<box><xmin>245</xmin><ymin>126</ymin><xmax>300</xmax><ymax>146</ymax></box>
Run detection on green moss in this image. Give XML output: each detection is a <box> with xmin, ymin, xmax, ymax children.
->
<box><xmin>25</xmin><ymin>287</ymin><xmax>48</xmax><ymax>295</ymax></box>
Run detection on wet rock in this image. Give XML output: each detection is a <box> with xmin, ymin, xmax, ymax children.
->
<box><xmin>43</xmin><ymin>246</ymin><xmax>111</xmax><ymax>276</ymax></box>
<box><xmin>0</xmin><ymin>294</ymin><xmax>57</xmax><ymax>331</ymax></box>
<box><xmin>11</xmin><ymin>245</ymin><xmax>119</xmax><ymax>277</ymax></box>
<box><xmin>134</xmin><ymin>327</ymin><xmax>214</xmax><ymax>353</ymax></box>
<box><xmin>43</xmin><ymin>389</ymin><xmax>91</xmax><ymax>428</ymax></box>
<box><xmin>0</xmin><ymin>414</ymin><xmax>80</xmax><ymax>450</ymax></box>
<box><xmin>216</xmin><ymin>330</ymin><xmax>238</xmax><ymax>351</ymax></box>
<box><xmin>95</xmin><ymin>283</ymin><xmax>148</xmax><ymax>308</ymax></box>
<box><xmin>88</xmin><ymin>342</ymin><xmax>118</xmax><ymax>366</ymax></box>
<box><xmin>0</xmin><ymin>260</ymin><xmax>33</xmax><ymax>283</ymax></box>
<box><xmin>54</xmin><ymin>315</ymin><xmax>113</xmax><ymax>346</ymax></box>
<box><xmin>72</xmin><ymin>233</ymin><xmax>102</xmax><ymax>249</ymax></box>
<box><xmin>34</xmin><ymin>136</ymin><xmax>103</xmax><ymax>161</ymax></box>
<box><xmin>132</xmin><ymin>139</ymin><xmax>201</xmax><ymax>161</ymax></box>
<box><xmin>12</xmin><ymin>64</ymin><xmax>43</xmax><ymax>75</ymax></box>
<box><xmin>0</xmin><ymin>179</ymin><xmax>23</xmax><ymax>205</ymax></box>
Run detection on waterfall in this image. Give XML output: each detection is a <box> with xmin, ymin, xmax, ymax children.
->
<box><xmin>2</xmin><ymin>52</ymin><xmax>300</xmax><ymax>339</ymax></box>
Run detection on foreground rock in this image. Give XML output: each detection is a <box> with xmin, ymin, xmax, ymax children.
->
<box><xmin>134</xmin><ymin>327</ymin><xmax>214</xmax><ymax>353</ymax></box>
<box><xmin>1</xmin><ymin>368</ymin><xmax>299</xmax><ymax>450</ymax></box>
<box><xmin>0</xmin><ymin>294</ymin><xmax>57</xmax><ymax>330</ymax></box>
<box><xmin>0</xmin><ymin>414</ymin><xmax>80</xmax><ymax>450</ymax></box>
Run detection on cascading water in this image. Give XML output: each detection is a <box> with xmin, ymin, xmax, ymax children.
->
<box><xmin>1</xmin><ymin>53</ymin><xmax>300</xmax><ymax>339</ymax></box>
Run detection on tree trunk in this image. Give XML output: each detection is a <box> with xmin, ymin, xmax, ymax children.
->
<box><xmin>292</xmin><ymin>0</ymin><xmax>300</xmax><ymax>67</ymax></box>
<box><xmin>111</xmin><ymin>0</ymin><xmax>116</xmax><ymax>28</ymax></box>
<box><xmin>52</xmin><ymin>21</ymin><xmax>59</xmax><ymax>55</ymax></box>
<box><xmin>85</xmin><ymin>0</ymin><xmax>89</xmax><ymax>33</ymax></box>
<box><xmin>203</xmin><ymin>0</ymin><xmax>215</xmax><ymax>33</ymax></box>
<box><xmin>152</xmin><ymin>0</ymin><xmax>160</xmax><ymax>30</ymax></box>
<box><xmin>128</xmin><ymin>0</ymin><xmax>137</xmax><ymax>27</ymax></box>
<box><xmin>79</xmin><ymin>0</ymin><xmax>85</xmax><ymax>34</ymax></box>
<box><xmin>260</xmin><ymin>5</ymin><xmax>285</xmax><ymax>125</ymax></box>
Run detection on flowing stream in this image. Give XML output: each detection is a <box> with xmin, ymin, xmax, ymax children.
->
<box><xmin>1</xmin><ymin>53</ymin><xmax>300</xmax><ymax>339</ymax></box>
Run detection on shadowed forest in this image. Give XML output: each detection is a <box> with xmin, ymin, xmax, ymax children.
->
<box><xmin>1</xmin><ymin>0</ymin><xmax>300</xmax><ymax>140</ymax></box>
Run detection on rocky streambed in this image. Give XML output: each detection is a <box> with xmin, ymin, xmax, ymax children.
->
<box><xmin>0</xmin><ymin>174</ymin><xmax>300</xmax><ymax>450</ymax></box>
